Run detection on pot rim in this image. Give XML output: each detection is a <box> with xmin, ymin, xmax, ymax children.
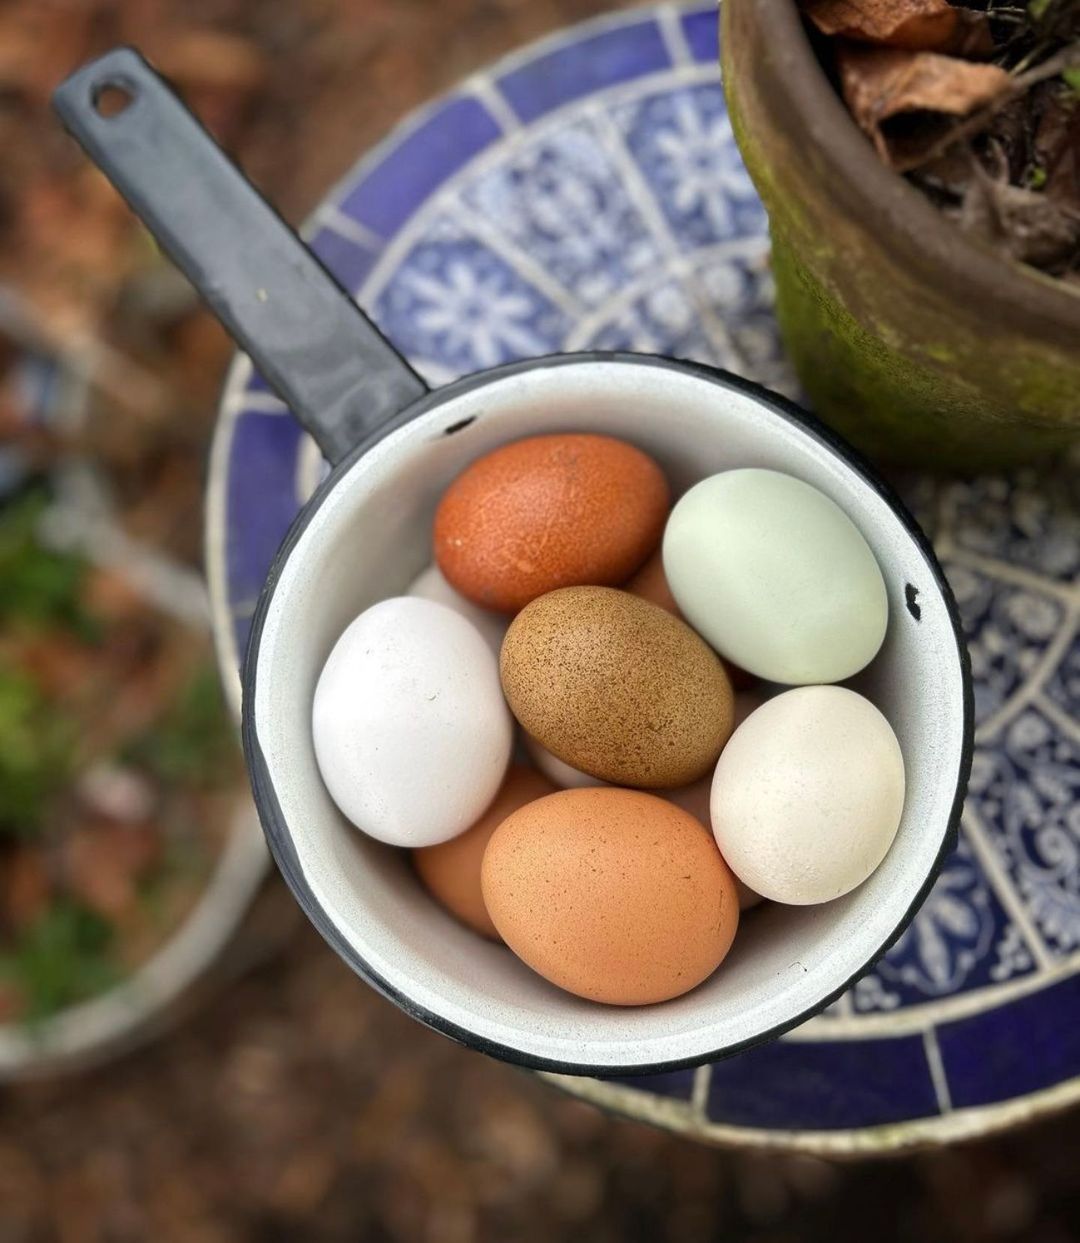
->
<box><xmin>240</xmin><ymin>350</ymin><xmax>974</xmax><ymax>1077</ymax></box>
<box><xmin>735</xmin><ymin>0</ymin><xmax>1080</xmax><ymax>347</ymax></box>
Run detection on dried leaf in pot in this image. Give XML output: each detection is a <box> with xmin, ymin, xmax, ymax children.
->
<box><xmin>837</xmin><ymin>44</ymin><xmax>1012</xmax><ymax>161</ymax></box>
<box><xmin>803</xmin><ymin>0</ymin><xmax>960</xmax><ymax>51</ymax></box>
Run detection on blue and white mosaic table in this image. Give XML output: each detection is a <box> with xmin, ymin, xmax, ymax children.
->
<box><xmin>207</xmin><ymin>3</ymin><xmax>1080</xmax><ymax>1152</ymax></box>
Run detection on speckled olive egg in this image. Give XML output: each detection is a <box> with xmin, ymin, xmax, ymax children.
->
<box><xmin>312</xmin><ymin>598</ymin><xmax>513</xmax><ymax>847</ymax></box>
<box><xmin>407</xmin><ymin>562</ymin><xmax>507</xmax><ymax>658</ymax></box>
<box><xmin>481</xmin><ymin>788</ymin><xmax>740</xmax><ymax>1005</ymax></box>
<box><xmin>413</xmin><ymin>764</ymin><xmax>555</xmax><ymax>939</ymax></box>
<box><xmin>501</xmin><ymin>587</ymin><xmax>734</xmax><ymax>788</ymax></box>
<box><xmin>524</xmin><ymin>734</ymin><xmax>609</xmax><ymax>790</ymax></box>
<box><xmin>711</xmin><ymin>686</ymin><xmax>906</xmax><ymax>905</ymax></box>
<box><xmin>434</xmin><ymin>434</ymin><xmax>670</xmax><ymax>613</ymax></box>
<box><xmin>663</xmin><ymin>469</ymin><xmax>889</xmax><ymax>684</ymax></box>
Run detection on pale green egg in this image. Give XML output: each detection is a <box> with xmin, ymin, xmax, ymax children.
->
<box><xmin>662</xmin><ymin>469</ymin><xmax>888</xmax><ymax>684</ymax></box>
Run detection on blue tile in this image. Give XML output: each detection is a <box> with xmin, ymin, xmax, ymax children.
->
<box><xmin>940</xmin><ymin>471</ymin><xmax>1080</xmax><ymax>585</ymax></box>
<box><xmin>705</xmin><ymin>1035</ymin><xmax>939</xmax><ymax>1130</ymax></box>
<box><xmin>943</xmin><ymin>560</ymin><xmax>1066</xmax><ymax>729</ymax></box>
<box><xmin>244</xmin><ymin>370</ymin><xmax>282</xmax><ymax>397</ymax></box>
<box><xmin>614</xmin><ymin>84</ymin><xmax>761</xmax><ymax>251</ymax></box>
<box><xmin>226</xmin><ymin>411</ymin><xmax>304</xmax><ymax>606</ymax></box>
<box><xmin>497</xmin><ymin>21</ymin><xmax>671</xmax><ymax>124</ymax></box>
<box><xmin>338</xmin><ymin>96</ymin><xmax>503</xmax><ymax>240</ymax></box>
<box><xmin>308</xmin><ymin>225</ymin><xmax>382</xmax><ymax>295</ymax></box>
<box><xmin>693</xmin><ymin>249</ymin><xmax>799</xmax><ymax>392</ymax></box>
<box><xmin>853</xmin><ymin>836</ymin><xmax>1037</xmax><ymax>1013</ymax></box>
<box><xmin>1046</xmin><ymin>632</ymin><xmax>1079</xmax><ymax>720</ymax></box>
<box><xmin>966</xmin><ymin>707</ymin><xmax>1080</xmax><ymax>958</ymax></box>
<box><xmin>610</xmin><ymin>1068</ymin><xmax>696</xmax><ymax>1101</ymax></box>
<box><xmin>462</xmin><ymin>118</ymin><xmax>663</xmax><ymax>307</ymax></box>
<box><xmin>939</xmin><ymin>973</ymin><xmax>1080</xmax><ymax>1108</ymax></box>
<box><xmin>582</xmin><ymin>278</ymin><xmax>719</xmax><ymax>369</ymax></box>
<box><xmin>374</xmin><ymin>216</ymin><xmax>572</xmax><ymax>379</ymax></box>
<box><xmin>682</xmin><ymin>6</ymin><xmax>720</xmax><ymax>63</ymax></box>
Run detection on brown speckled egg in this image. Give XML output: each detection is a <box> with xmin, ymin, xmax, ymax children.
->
<box><xmin>501</xmin><ymin>587</ymin><xmax>734</xmax><ymax>788</ymax></box>
<box><xmin>482</xmin><ymin>787</ymin><xmax>739</xmax><ymax>1005</ymax></box>
<box><xmin>412</xmin><ymin>764</ymin><xmax>555</xmax><ymax>939</ymax></box>
<box><xmin>660</xmin><ymin>775</ymin><xmax>764</xmax><ymax>911</ymax></box>
<box><xmin>434</xmin><ymin>434</ymin><xmax>669</xmax><ymax>613</ymax></box>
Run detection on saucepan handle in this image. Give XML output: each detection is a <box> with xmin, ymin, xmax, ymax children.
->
<box><xmin>53</xmin><ymin>47</ymin><xmax>429</xmax><ymax>466</ymax></box>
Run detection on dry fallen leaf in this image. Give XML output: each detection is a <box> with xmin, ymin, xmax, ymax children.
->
<box><xmin>837</xmin><ymin>45</ymin><xmax>1012</xmax><ymax>161</ymax></box>
<box><xmin>803</xmin><ymin>0</ymin><xmax>959</xmax><ymax>51</ymax></box>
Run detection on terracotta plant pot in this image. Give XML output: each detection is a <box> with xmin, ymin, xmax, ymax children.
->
<box><xmin>721</xmin><ymin>0</ymin><xmax>1080</xmax><ymax>471</ymax></box>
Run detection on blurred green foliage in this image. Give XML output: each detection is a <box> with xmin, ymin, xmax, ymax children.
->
<box><xmin>126</xmin><ymin>663</ymin><xmax>236</xmax><ymax>788</ymax></box>
<box><xmin>0</xmin><ymin>489</ymin><xmax>84</xmax><ymax>840</ymax></box>
<box><xmin>0</xmin><ymin>488</ymin><xmax>234</xmax><ymax>1022</ymax></box>
<box><xmin>0</xmin><ymin>901</ymin><xmax>118</xmax><ymax>1022</ymax></box>
<box><xmin>0</xmin><ymin>657</ymin><xmax>74</xmax><ymax>841</ymax></box>
<box><xmin>0</xmin><ymin>489</ymin><xmax>94</xmax><ymax>637</ymax></box>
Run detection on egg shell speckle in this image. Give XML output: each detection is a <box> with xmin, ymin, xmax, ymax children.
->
<box><xmin>501</xmin><ymin>587</ymin><xmax>734</xmax><ymax>789</ymax></box>
<box><xmin>413</xmin><ymin>764</ymin><xmax>555</xmax><ymax>939</ymax></box>
<box><xmin>435</xmin><ymin>434</ymin><xmax>670</xmax><ymax>613</ymax></box>
<box><xmin>481</xmin><ymin>787</ymin><xmax>740</xmax><ymax>1005</ymax></box>
<box><xmin>710</xmin><ymin>685</ymin><xmax>906</xmax><ymax>905</ymax></box>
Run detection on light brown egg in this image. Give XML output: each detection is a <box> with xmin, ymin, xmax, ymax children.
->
<box><xmin>412</xmin><ymin>764</ymin><xmax>555</xmax><ymax>938</ymax></box>
<box><xmin>625</xmin><ymin>550</ymin><xmax>759</xmax><ymax>691</ymax></box>
<box><xmin>501</xmin><ymin>586</ymin><xmax>734</xmax><ymax>788</ymax></box>
<box><xmin>434</xmin><ymin>434</ymin><xmax>669</xmax><ymax>613</ymax></box>
<box><xmin>660</xmin><ymin>774</ymin><xmax>764</xmax><ymax>911</ymax></box>
<box><xmin>482</xmin><ymin>788</ymin><xmax>740</xmax><ymax>1005</ymax></box>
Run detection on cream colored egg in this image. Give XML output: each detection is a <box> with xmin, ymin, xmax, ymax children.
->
<box><xmin>313</xmin><ymin>597</ymin><xmax>513</xmax><ymax>847</ymax></box>
<box><xmin>663</xmin><ymin>469</ymin><xmax>888</xmax><ymax>684</ymax></box>
<box><xmin>710</xmin><ymin>686</ymin><xmax>905</xmax><ymax>905</ymax></box>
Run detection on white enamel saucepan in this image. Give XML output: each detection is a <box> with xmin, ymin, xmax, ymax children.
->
<box><xmin>54</xmin><ymin>48</ymin><xmax>973</xmax><ymax>1076</ymax></box>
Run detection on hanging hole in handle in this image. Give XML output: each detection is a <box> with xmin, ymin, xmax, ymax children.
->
<box><xmin>92</xmin><ymin>79</ymin><xmax>135</xmax><ymax>118</ymax></box>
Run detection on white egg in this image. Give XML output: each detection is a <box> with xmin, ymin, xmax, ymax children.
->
<box><xmin>312</xmin><ymin>597</ymin><xmax>513</xmax><ymax>847</ymax></box>
<box><xmin>407</xmin><ymin>563</ymin><xmax>508</xmax><ymax>658</ymax></box>
<box><xmin>663</xmin><ymin>469</ymin><xmax>888</xmax><ymax>684</ymax></box>
<box><xmin>710</xmin><ymin>685</ymin><xmax>905</xmax><ymax>905</ymax></box>
<box><xmin>524</xmin><ymin>735</ymin><xmax>609</xmax><ymax>790</ymax></box>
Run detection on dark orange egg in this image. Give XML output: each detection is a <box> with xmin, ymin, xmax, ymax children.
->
<box><xmin>434</xmin><ymin>434</ymin><xmax>670</xmax><ymax>613</ymax></box>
